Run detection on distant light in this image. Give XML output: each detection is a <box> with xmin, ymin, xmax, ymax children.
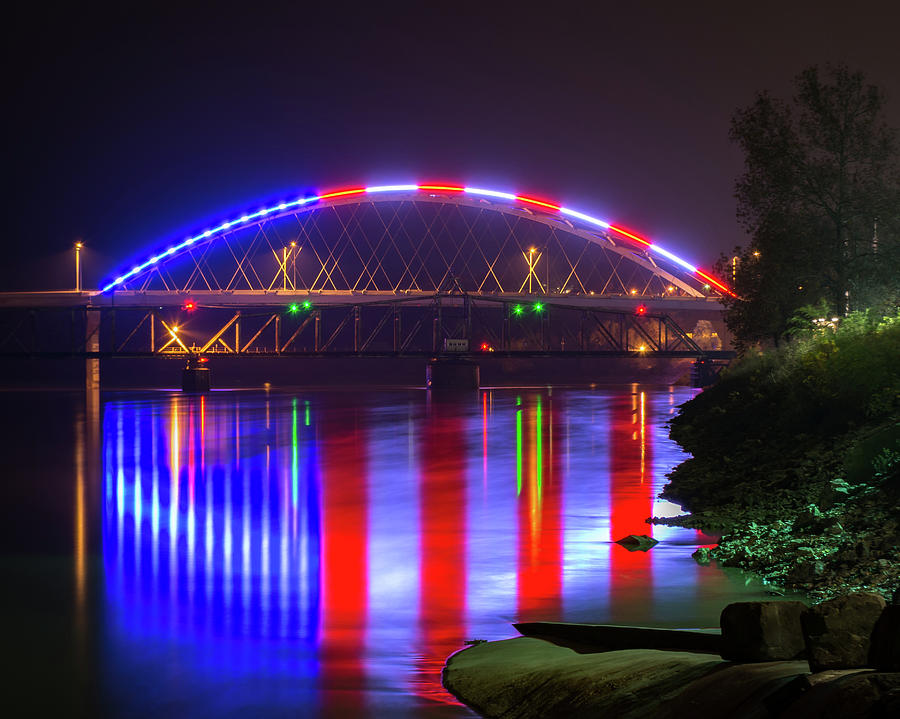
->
<box><xmin>302</xmin><ymin>300</ymin><xmax>312</xmax><ymax>309</ymax></box>
<box><xmin>533</xmin><ymin>302</ymin><xmax>543</xmax><ymax>313</ymax></box>
<box><xmin>636</xmin><ymin>304</ymin><xmax>647</xmax><ymax>315</ymax></box>
<box><xmin>512</xmin><ymin>304</ymin><xmax>524</xmax><ymax>316</ymax></box>
<box><xmin>630</xmin><ymin>289</ymin><xmax>638</xmax><ymax>295</ymax></box>
<box><xmin>288</xmin><ymin>303</ymin><xmax>299</xmax><ymax>313</ymax></box>
<box><xmin>638</xmin><ymin>344</ymin><xmax>647</xmax><ymax>352</ymax></box>
<box><xmin>74</xmin><ymin>241</ymin><xmax>83</xmax><ymax>249</ymax></box>
<box><xmin>290</xmin><ymin>241</ymin><xmax>297</xmax><ymax>247</ymax></box>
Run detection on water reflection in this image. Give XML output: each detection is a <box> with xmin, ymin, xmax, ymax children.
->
<box><xmin>99</xmin><ymin>387</ymin><xmax>722</xmax><ymax>717</ymax></box>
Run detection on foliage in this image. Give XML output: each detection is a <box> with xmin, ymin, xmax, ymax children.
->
<box><xmin>667</xmin><ymin>310</ymin><xmax>900</xmax><ymax>503</ymax></box>
<box><xmin>722</xmin><ymin>65</ymin><xmax>900</xmax><ymax>350</ymax></box>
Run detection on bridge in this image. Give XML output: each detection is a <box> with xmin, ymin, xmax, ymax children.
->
<box><xmin>0</xmin><ymin>182</ymin><xmax>734</xmax><ymax>388</ymax></box>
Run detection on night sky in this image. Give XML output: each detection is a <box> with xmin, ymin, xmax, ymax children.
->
<box><xmin>7</xmin><ymin>1</ymin><xmax>900</xmax><ymax>291</ymax></box>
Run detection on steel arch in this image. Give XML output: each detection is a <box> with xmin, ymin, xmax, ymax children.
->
<box><xmin>101</xmin><ymin>184</ymin><xmax>734</xmax><ymax>298</ymax></box>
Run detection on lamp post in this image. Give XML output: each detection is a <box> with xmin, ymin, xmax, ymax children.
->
<box><xmin>74</xmin><ymin>241</ymin><xmax>83</xmax><ymax>292</ymax></box>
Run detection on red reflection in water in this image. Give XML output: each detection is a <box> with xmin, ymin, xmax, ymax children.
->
<box><xmin>517</xmin><ymin>395</ymin><xmax>563</xmax><ymax>620</ymax></box>
<box><xmin>320</xmin><ymin>408</ymin><xmax>369</xmax><ymax>715</ymax></box>
<box><xmin>609</xmin><ymin>391</ymin><xmax>653</xmax><ymax>622</ymax></box>
<box><xmin>416</xmin><ymin>400</ymin><xmax>467</xmax><ymax>705</ymax></box>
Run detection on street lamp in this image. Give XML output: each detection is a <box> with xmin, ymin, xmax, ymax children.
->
<box><xmin>74</xmin><ymin>241</ymin><xmax>83</xmax><ymax>292</ymax></box>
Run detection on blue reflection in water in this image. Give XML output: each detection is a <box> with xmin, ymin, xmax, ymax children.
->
<box><xmin>103</xmin><ymin>394</ymin><xmax>323</xmax><ymax>716</ymax></box>
<box><xmin>100</xmin><ymin>387</ymin><xmax>726</xmax><ymax>718</ymax></box>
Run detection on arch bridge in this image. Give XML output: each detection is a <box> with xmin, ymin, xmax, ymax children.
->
<box><xmin>0</xmin><ymin>183</ymin><xmax>734</xmax><ymax>374</ymax></box>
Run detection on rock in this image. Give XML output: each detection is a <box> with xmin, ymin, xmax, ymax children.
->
<box><xmin>719</xmin><ymin>601</ymin><xmax>807</xmax><ymax>662</ymax></box>
<box><xmin>615</xmin><ymin>534</ymin><xmax>659</xmax><ymax>552</ymax></box>
<box><xmin>784</xmin><ymin>671</ymin><xmax>900</xmax><ymax>718</ymax></box>
<box><xmin>443</xmin><ymin>637</ymin><xmax>812</xmax><ymax>719</ymax></box>
<box><xmin>801</xmin><ymin>592</ymin><xmax>887</xmax><ymax>671</ymax></box>
<box><xmin>692</xmin><ymin>547</ymin><xmax>712</xmax><ymax>565</ymax></box>
<box><xmin>869</xmin><ymin>605</ymin><xmax>900</xmax><ymax>671</ymax></box>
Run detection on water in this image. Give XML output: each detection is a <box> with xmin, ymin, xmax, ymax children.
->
<box><xmin>3</xmin><ymin>385</ymin><xmax>777</xmax><ymax>717</ymax></box>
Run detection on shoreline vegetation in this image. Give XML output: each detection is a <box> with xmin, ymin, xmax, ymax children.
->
<box><xmin>653</xmin><ymin>310</ymin><xmax>900</xmax><ymax>601</ymax></box>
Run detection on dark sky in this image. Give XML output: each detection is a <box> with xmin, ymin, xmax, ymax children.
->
<box><xmin>7</xmin><ymin>1</ymin><xmax>900</xmax><ymax>290</ymax></box>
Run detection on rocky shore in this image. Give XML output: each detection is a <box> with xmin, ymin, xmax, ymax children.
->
<box><xmin>443</xmin><ymin>594</ymin><xmax>900</xmax><ymax>718</ymax></box>
<box><xmin>653</xmin><ymin>315</ymin><xmax>900</xmax><ymax>602</ymax></box>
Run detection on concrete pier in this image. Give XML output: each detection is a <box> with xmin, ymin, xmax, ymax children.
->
<box><xmin>426</xmin><ymin>358</ymin><xmax>479</xmax><ymax>390</ymax></box>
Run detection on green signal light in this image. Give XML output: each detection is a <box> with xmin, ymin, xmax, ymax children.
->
<box><xmin>533</xmin><ymin>302</ymin><xmax>544</xmax><ymax>313</ymax></box>
<box><xmin>302</xmin><ymin>300</ymin><xmax>312</xmax><ymax>309</ymax></box>
<box><xmin>288</xmin><ymin>303</ymin><xmax>299</xmax><ymax>313</ymax></box>
<box><xmin>512</xmin><ymin>304</ymin><xmax>524</xmax><ymax>316</ymax></box>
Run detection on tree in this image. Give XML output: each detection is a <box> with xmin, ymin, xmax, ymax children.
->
<box><xmin>722</xmin><ymin>65</ymin><xmax>900</xmax><ymax>350</ymax></box>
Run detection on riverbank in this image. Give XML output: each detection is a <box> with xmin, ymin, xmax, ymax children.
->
<box><xmin>443</xmin><ymin>635</ymin><xmax>899</xmax><ymax>718</ymax></box>
<box><xmin>654</xmin><ymin>312</ymin><xmax>900</xmax><ymax>601</ymax></box>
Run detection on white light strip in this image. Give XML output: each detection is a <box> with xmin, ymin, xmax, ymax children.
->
<box><xmin>650</xmin><ymin>244</ymin><xmax>697</xmax><ymax>273</ymax></box>
<box><xmin>559</xmin><ymin>207</ymin><xmax>610</xmax><ymax>228</ymax></box>
<box><xmin>464</xmin><ymin>187</ymin><xmax>517</xmax><ymax>200</ymax></box>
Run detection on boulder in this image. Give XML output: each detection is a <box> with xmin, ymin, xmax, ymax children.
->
<box><xmin>615</xmin><ymin>534</ymin><xmax>659</xmax><ymax>552</ymax></box>
<box><xmin>869</xmin><ymin>605</ymin><xmax>900</xmax><ymax>671</ymax></box>
<box><xmin>720</xmin><ymin>601</ymin><xmax>807</xmax><ymax>662</ymax></box>
<box><xmin>801</xmin><ymin>592</ymin><xmax>887</xmax><ymax>671</ymax></box>
<box><xmin>692</xmin><ymin>547</ymin><xmax>712</xmax><ymax>565</ymax></box>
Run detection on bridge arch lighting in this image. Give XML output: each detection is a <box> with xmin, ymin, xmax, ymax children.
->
<box><xmin>100</xmin><ymin>182</ymin><xmax>735</xmax><ymax>297</ymax></box>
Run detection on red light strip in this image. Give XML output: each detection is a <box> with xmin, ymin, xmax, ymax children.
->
<box><xmin>607</xmin><ymin>225</ymin><xmax>652</xmax><ymax>248</ymax></box>
<box><xmin>318</xmin><ymin>188</ymin><xmax>366</xmax><ymax>199</ymax></box>
<box><xmin>516</xmin><ymin>195</ymin><xmax>561</xmax><ymax>211</ymax></box>
<box><xmin>418</xmin><ymin>185</ymin><xmax>465</xmax><ymax>192</ymax></box>
<box><xmin>695</xmin><ymin>269</ymin><xmax>736</xmax><ymax>296</ymax></box>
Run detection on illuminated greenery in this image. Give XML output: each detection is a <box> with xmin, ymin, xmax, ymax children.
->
<box><xmin>660</xmin><ymin>310</ymin><xmax>900</xmax><ymax>599</ymax></box>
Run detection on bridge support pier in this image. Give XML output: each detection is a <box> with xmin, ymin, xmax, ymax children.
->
<box><xmin>85</xmin><ymin>309</ymin><xmax>100</xmax><ymax>394</ymax></box>
<box><xmin>182</xmin><ymin>357</ymin><xmax>211</xmax><ymax>392</ymax></box>
<box><xmin>690</xmin><ymin>358</ymin><xmax>717</xmax><ymax>387</ymax></box>
<box><xmin>426</xmin><ymin>358</ymin><xmax>479</xmax><ymax>391</ymax></box>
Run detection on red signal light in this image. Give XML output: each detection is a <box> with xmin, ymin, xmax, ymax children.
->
<box><xmin>183</xmin><ymin>300</ymin><xmax>196</xmax><ymax>312</ymax></box>
<box><xmin>635</xmin><ymin>304</ymin><xmax>647</xmax><ymax>316</ymax></box>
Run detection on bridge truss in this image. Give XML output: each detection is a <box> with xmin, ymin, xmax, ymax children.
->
<box><xmin>0</xmin><ymin>294</ymin><xmax>734</xmax><ymax>360</ymax></box>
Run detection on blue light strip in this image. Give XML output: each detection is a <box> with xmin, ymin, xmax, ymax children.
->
<box><xmin>101</xmin><ymin>183</ymin><xmax>721</xmax><ymax>293</ymax></box>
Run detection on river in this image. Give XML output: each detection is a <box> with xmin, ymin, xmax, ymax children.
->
<box><xmin>3</xmin><ymin>385</ymin><xmax>778</xmax><ymax>717</ymax></box>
